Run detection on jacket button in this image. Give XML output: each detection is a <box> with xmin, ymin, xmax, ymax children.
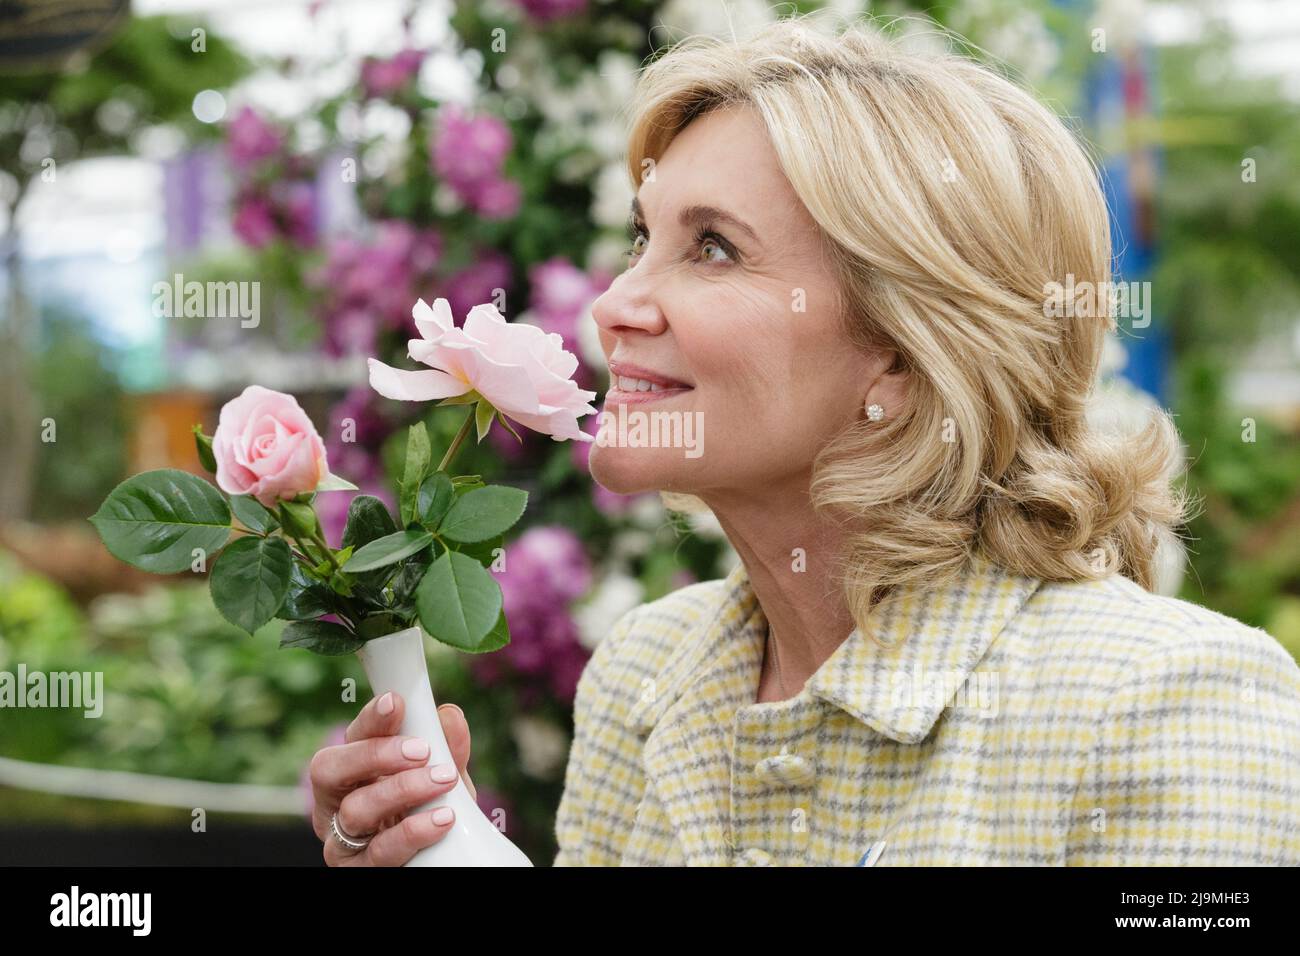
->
<box><xmin>753</xmin><ymin>748</ymin><xmax>815</xmax><ymax>788</ymax></box>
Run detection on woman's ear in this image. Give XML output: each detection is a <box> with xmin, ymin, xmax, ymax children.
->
<box><xmin>862</xmin><ymin>348</ymin><xmax>909</xmax><ymax>418</ymax></box>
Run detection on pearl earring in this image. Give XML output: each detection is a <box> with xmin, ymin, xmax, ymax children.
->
<box><xmin>866</xmin><ymin>402</ymin><xmax>885</xmax><ymax>422</ymax></box>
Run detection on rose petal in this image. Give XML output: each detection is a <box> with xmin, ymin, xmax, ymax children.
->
<box><xmin>368</xmin><ymin>358</ymin><xmax>469</xmax><ymax>401</ymax></box>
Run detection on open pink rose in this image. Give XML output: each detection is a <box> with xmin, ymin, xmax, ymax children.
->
<box><xmin>368</xmin><ymin>297</ymin><xmax>598</xmax><ymax>442</ymax></box>
<box><xmin>214</xmin><ymin>385</ymin><xmax>330</xmax><ymax>507</ymax></box>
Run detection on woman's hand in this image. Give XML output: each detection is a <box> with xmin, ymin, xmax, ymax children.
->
<box><xmin>310</xmin><ymin>691</ymin><xmax>477</xmax><ymax>866</ymax></box>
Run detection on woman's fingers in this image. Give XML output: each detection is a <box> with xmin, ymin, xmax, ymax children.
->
<box><xmin>313</xmin><ymin>734</ymin><xmax>431</xmax><ymax>793</ymax></box>
<box><xmin>438</xmin><ymin>703</ymin><xmax>476</xmax><ymax>801</ymax></box>
<box><xmin>336</xmin><ymin>763</ymin><xmax>460</xmax><ymax>838</ymax></box>
<box><xmin>345</xmin><ymin>691</ymin><xmax>404</xmax><ymax>744</ymax></box>
<box><xmin>350</xmin><ymin>806</ymin><xmax>457</xmax><ymax>867</ymax></box>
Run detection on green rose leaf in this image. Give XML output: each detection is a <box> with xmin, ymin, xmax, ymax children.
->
<box><xmin>418</xmin><ymin>472</ymin><xmax>455</xmax><ymax>529</ymax></box>
<box><xmin>453</xmin><ymin>534</ymin><xmax>504</xmax><ymax>568</ymax></box>
<box><xmin>192</xmin><ymin>426</ymin><xmax>217</xmax><ymax>473</ymax></box>
<box><xmin>416</xmin><ymin>550</ymin><xmax>504</xmax><ymax>651</ymax></box>
<box><xmin>341</xmin><ymin>495</ymin><xmax>398</xmax><ymax>550</ymax></box>
<box><xmin>343</xmin><ymin>530</ymin><xmax>435</xmax><ymax>573</ymax></box>
<box><xmin>276</xmin><ymin>562</ymin><xmax>335</xmax><ymax>621</ymax></box>
<box><xmin>400</xmin><ymin>422</ymin><xmax>432</xmax><ymax>526</ymax></box>
<box><xmin>209</xmin><ymin>535</ymin><xmax>293</xmax><ymax>635</ymax></box>
<box><xmin>496</xmin><ymin>412</ymin><xmax>523</xmax><ymax>444</ymax></box>
<box><xmin>315</xmin><ymin>472</ymin><xmax>360</xmax><ymax>492</ymax></box>
<box><xmin>279</xmin><ymin>620</ymin><xmax>363</xmax><ymax>656</ymax></box>
<box><xmin>474</xmin><ymin>400</ymin><xmax>495</xmax><ymax>443</ymax></box>
<box><xmin>89</xmin><ymin>469</ymin><xmax>231</xmax><ymax>574</ymax></box>
<box><xmin>438</xmin><ymin>485</ymin><xmax>528</xmax><ymax>544</ymax></box>
<box><xmin>474</xmin><ymin>608</ymin><xmax>511</xmax><ymax>654</ymax></box>
<box><xmin>230</xmin><ymin>495</ymin><xmax>278</xmax><ymax>534</ymax></box>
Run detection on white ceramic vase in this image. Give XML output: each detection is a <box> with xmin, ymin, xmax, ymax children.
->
<box><xmin>355</xmin><ymin>626</ymin><xmax>533</xmax><ymax>867</ymax></box>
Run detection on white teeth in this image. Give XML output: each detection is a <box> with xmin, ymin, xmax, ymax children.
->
<box><xmin>616</xmin><ymin>375</ymin><xmax>672</xmax><ymax>392</ymax></box>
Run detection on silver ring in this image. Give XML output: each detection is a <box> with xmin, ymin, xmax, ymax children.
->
<box><xmin>330</xmin><ymin>812</ymin><xmax>372</xmax><ymax>852</ymax></box>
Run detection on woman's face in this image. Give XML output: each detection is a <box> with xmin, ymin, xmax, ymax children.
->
<box><xmin>589</xmin><ymin>104</ymin><xmax>887</xmax><ymax>499</ymax></box>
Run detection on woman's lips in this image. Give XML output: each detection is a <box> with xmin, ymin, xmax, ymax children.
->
<box><xmin>603</xmin><ymin>385</ymin><xmax>693</xmax><ymax>405</ymax></box>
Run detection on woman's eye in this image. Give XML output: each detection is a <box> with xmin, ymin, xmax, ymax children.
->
<box><xmin>699</xmin><ymin>236</ymin><xmax>731</xmax><ymax>263</ymax></box>
<box><xmin>624</xmin><ymin>224</ymin><xmax>734</xmax><ymax>266</ymax></box>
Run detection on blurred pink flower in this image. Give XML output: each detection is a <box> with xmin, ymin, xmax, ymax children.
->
<box><xmin>469</xmin><ymin>176</ymin><xmax>522</xmax><ymax>220</ymax></box>
<box><xmin>232</xmin><ymin>197</ymin><xmax>277</xmax><ymax>248</ymax></box>
<box><xmin>513</xmin><ymin>0</ymin><xmax>588</xmax><ymax>21</ymax></box>
<box><xmin>442</xmin><ymin>251</ymin><xmax>512</xmax><ymax>321</ymax></box>
<box><xmin>529</xmin><ymin>257</ymin><xmax>611</xmax><ymax>354</ymax></box>
<box><xmin>430</xmin><ymin>104</ymin><xmax>522</xmax><ymax>219</ymax></box>
<box><xmin>226</xmin><ymin>106</ymin><xmax>283</xmax><ymax>170</ymax></box>
<box><xmin>470</xmin><ymin>525</ymin><xmax>593</xmax><ymax>703</ymax></box>
<box><xmin>360</xmin><ymin>48</ymin><xmax>424</xmax><ymax>99</ymax></box>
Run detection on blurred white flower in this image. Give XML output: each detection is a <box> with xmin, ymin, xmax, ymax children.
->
<box><xmin>574</xmin><ymin>571</ymin><xmax>645</xmax><ymax>651</ymax></box>
<box><xmin>510</xmin><ymin>714</ymin><xmax>570</xmax><ymax>780</ymax></box>
<box><xmin>658</xmin><ymin>0</ymin><xmax>776</xmax><ymax>40</ymax></box>
<box><xmin>591</xmin><ymin>161</ymin><xmax>633</xmax><ymax>229</ymax></box>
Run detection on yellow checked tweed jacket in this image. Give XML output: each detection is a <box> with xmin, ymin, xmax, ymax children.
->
<box><xmin>552</xmin><ymin>554</ymin><xmax>1300</xmax><ymax>866</ymax></box>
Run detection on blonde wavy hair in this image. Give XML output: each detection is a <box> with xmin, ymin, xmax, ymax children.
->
<box><xmin>626</xmin><ymin>13</ymin><xmax>1187</xmax><ymax>625</ymax></box>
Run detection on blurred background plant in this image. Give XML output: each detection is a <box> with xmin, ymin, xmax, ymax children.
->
<box><xmin>1</xmin><ymin>0</ymin><xmax>1298</xmax><ymax>863</ymax></box>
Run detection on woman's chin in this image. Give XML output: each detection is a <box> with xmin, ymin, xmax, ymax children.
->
<box><xmin>589</xmin><ymin>443</ymin><xmax>674</xmax><ymax>496</ymax></box>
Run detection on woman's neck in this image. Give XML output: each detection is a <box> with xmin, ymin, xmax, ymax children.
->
<box><xmin>701</xmin><ymin>479</ymin><xmax>858</xmax><ymax>701</ymax></box>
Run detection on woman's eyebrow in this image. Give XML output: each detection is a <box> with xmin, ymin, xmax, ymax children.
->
<box><xmin>630</xmin><ymin>196</ymin><xmax>762</xmax><ymax>248</ymax></box>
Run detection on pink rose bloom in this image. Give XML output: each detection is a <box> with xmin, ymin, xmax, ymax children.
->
<box><xmin>214</xmin><ymin>385</ymin><xmax>331</xmax><ymax>507</ymax></box>
<box><xmin>368</xmin><ymin>297</ymin><xmax>598</xmax><ymax>442</ymax></box>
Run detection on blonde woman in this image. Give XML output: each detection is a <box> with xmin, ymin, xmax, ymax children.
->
<box><xmin>310</xmin><ymin>15</ymin><xmax>1300</xmax><ymax>866</ymax></box>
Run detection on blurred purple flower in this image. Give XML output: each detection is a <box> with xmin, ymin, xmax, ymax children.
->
<box><xmin>470</xmin><ymin>525</ymin><xmax>593</xmax><ymax>703</ymax></box>
<box><xmin>232</xmin><ymin>196</ymin><xmax>277</xmax><ymax>247</ymax></box>
<box><xmin>360</xmin><ymin>48</ymin><xmax>424</xmax><ymax>99</ymax></box>
<box><xmin>513</xmin><ymin>0</ymin><xmax>588</xmax><ymax>21</ymax></box>
<box><xmin>469</xmin><ymin>175</ymin><xmax>522</xmax><ymax>220</ymax></box>
<box><xmin>276</xmin><ymin>179</ymin><xmax>319</xmax><ymax>247</ymax></box>
<box><xmin>431</xmin><ymin>104</ymin><xmax>511</xmax><ymax>187</ymax></box>
<box><xmin>311</xmin><ymin>221</ymin><xmax>444</xmax><ymax>355</ymax></box>
<box><xmin>528</xmin><ymin>257</ymin><xmax>611</xmax><ymax>354</ymax></box>
<box><xmin>441</xmin><ymin>250</ymin><xmax>512</xmax><ymax>321</ymax></box>
<box><xmin>430</xmin><ymin>104</ymin><xmax>522</xmax><ymax>219</ymax></box>
<box><xmin>474</xmin><ymin>785</ymin><xmax>516</xmax><ymax>836</ymax></box>
<box><xmin>226</xmin><ymin>106</ymin><xmax>283</xmax><ymax>170</ymax></box>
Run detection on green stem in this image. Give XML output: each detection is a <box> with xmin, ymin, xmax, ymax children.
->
<box><xmin>438</xmin><ymin>407</ymin><xmax>476</xmax><ymax>473</ymax></box>
<box><xmin>309</xmin><ymin>526</ymin><xmax>341</xmax><ymax>573</ymax></box>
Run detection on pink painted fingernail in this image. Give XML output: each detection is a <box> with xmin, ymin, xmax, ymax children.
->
<box><xmin>401</xmin><ymin>738</ymin><xmax>429</xmax><ymax>760</ymax></box>
<box><xmin>377</xmin><ymin>692</ymin><xmax>394</xmax><ymax>716</ymax></box>
<box><xmin>431</xmin><ymin>807</ymin><xmax>454</xmax><ymax>825</ymax></box>
<box><xmin>429</xmin><ymin>763</ymin><xmax>457</xmax><ymax>783</ymax></box>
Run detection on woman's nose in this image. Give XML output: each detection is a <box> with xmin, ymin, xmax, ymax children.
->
<box><xmin>591</xmin><ymin>272</ymin><xmax>668</xmax><ymax>336</ymax></box>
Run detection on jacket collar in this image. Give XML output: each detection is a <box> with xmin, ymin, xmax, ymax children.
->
<box><xmin>626</xmin><ymin>553</ymin><xmax>1041</xmax><ymax>744</ymax></box>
